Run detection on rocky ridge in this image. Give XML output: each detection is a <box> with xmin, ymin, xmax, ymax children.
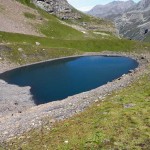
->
<box><xmin>32</xmin><ymin>0</ymin><xmax>81</xmax><ymax>19</ymax></box>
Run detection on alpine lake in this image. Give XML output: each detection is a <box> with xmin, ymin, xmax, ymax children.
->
<box><xmin>0</xmin><ymin>56</ymin><xmax>138</xmax><ymax>105</ymax></box>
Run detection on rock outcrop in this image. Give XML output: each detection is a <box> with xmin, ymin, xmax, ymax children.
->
<box><xmin>32</xmin><ymin>0</ymin><xmax>81</xmax><ymax>19</ymax></box>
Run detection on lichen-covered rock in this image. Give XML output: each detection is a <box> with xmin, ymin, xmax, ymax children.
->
<box><xmin>32</xmin><ymin>0</ymin><xmax>81</xmax><ymax>20</ymax></box>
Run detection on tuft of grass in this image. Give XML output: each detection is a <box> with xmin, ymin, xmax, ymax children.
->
<box><xmin>24</xmin><ymin>12</ymin><xmax>36</xmax><ymax>19</ymax></box>
<box><xmin>0</xmin><ymin>4</ymin><xmax>5</xmax><ymax>12</ymax></box>
<box><xmin>0</xmin><ymin>146</ymin><xmax>4</xmax><ymax>150</ymax></box>
<box><xmin>5</xmin><ymin>68</ymin><xmax>150</xmax><ymax>149</ymax></box>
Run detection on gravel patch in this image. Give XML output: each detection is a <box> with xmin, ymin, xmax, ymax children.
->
<box><xmin>0</xmin><ymin>0</ymin><xmax>43</xmax><ymax>36</ymax></box>
<box><xmin>0</xmin><ymin>52</ymin><xmax>149</xmax><ymax>142</ymax></box>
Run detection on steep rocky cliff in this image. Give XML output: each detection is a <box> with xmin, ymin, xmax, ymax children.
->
<box><xmin>32</xmin><ymin>0</ymin><xmax>81</xmax><ymax>19</ymax></box>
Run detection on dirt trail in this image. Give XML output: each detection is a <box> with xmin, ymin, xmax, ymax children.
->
<box><xmin>0</xmin><ymin>0</ymin><xmax>42</xmax><ymax>36</ymax></box>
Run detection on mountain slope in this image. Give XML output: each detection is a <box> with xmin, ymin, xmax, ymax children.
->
<box><xmin>0</xmin><ymin>0</ymin><xmax>119</xmax><ymax>64</ymax></box>
<box><xmin>87</xmin><ymin>0</ymin><xmax>150</xmax><ymax>41</ymax></box>
<box><xmin>115</xmin><ymin>0</ymin><xmax>150</xmax><ymax>41</ymax></box>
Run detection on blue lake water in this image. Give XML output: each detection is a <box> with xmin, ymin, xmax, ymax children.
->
<box><xmin>0</xmin><ymin>56</ymin><xmax>138</xmax><ymax>105</ymax></box>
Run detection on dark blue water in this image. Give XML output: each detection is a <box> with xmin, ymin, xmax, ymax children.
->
<box><xmin>0</xmin><ymin>56</ymin><xmax>138</xmax><ymax>105</ymax></box>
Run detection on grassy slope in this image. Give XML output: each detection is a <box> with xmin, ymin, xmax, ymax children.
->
<box><xmin>0</xmin><ymin>0</ymin><xmax>150</xmax><ymax>64</ymax></box>
<box><xmin>4</xmin><ymin>66</ymin><xmax>150</xmax><ymax>150</ymax></box>
<box><xmin>1</xmin><ymin>31</ymin><xmax>150</xmax><ymax>64</ymax></box>
<box><xmin>0</xmin><ymin>0</ymin><xmax>119</xmax><ymax>64</ymax></box>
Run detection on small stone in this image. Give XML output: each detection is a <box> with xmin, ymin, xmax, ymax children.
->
<box><xmin>128</xmin><ymin>70</ymin><xmax>133</xmax><ymax>73</ymax></box>
<box><xmin>123</xmin><ymin>103</ymin><xmax>136</xmax><ymax>108</ymax></box>
<box><xmin>3</xmin><ymin>131</ymin><xmax>8</xmax><ymax>135</ymax></box>
<box><xmin>83</xmin><ymin>96</ymin><xmax>88</xmax><ymax>99</ymax></box>
<box><xmin>64</xmin><ymin>140</ymin><xmax>69</xmax><ymax>144</ymax></box>
<box><xmin>18</xmin><ymin>48</ymin><xmax>23</xmax><ymax>52</ymax></box>
<box><xmin>35</xmin><ymin>42</ymin><xmax>40</xmax><ymax>46</ymax></box>
<box><xmin>103</xmin><ymin>112</ymin><xmax>108</xmax><ymax>115</ymax></box>
<box><xmin>95</xmin><ymin>100</ymin><xmax>98</xmax><ymax>103</ymax></box>
<box><xmin>98</xmin><ymin>96</ymin><xmax>102</xmax><ymax>99</ymax></box>
<box><xmin>50</xmin><ymin>119</ymin><xmax>55</xmax><ymax>123</ymax></box>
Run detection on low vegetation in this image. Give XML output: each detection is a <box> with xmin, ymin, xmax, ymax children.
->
<box><xmin>0</xmin><ymin>31</ymin><xmax>150</xmax><ymax>64</ymax></box>
<box><xmin>24</xmin><ymin>12</ymin><xmax>36</xmax><ymax>19</ymax></box>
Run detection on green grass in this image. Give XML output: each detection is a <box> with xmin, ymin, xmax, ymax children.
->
<box><xmin>0</xmin><ymin>146</ymin><xmax>4</xmax><ymax>150</ymax></box>
<box><xmin>0</xmin><ymin>31</ymin><xmax>150</xmax><ymax>64</ymax></box>
<box><xmin>16</xmin><ymin>0</ymin><xmax>115</xmax><ymax>40</ymax></box>
<box><xmin>0</xmin><ymin>42</ymin><xmax>82</xmax><ymax>64</ymax></box>
<box><xmin>4</xmin><ymin>67</ymin><xmax>150</xmax><ymax>150</ymax></box>
<box><xmin>0</xmin><ymin>4</ymin><xmax>4</xmax><ymax>12</ymax></box>
<box><xmin>24</xmin><ymin>12</ymin><xmax>36</xmax><ymax>19</ymax></box>
<box><xmin>16</xmin><ymin>0</ymin><xmax>36</xmax><ymax>8</ymax></box>
<box><xmin>0</xmin><ymin>31</ymin><xmax>148</xmax><ymax>52</ymax></box>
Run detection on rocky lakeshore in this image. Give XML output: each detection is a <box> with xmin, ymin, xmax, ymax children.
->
<box><xmin>0</xmin><ymin>52</ymin><xmax>149</xmax><ymax>143</ymax></box>
<box><xmin>0</xmin><ymin>61</ymin><xmax>35</xmax><ymax>118</ymax></box>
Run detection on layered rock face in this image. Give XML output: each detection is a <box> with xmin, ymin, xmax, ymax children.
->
<box><xmin>32</xmin><ymin>0</ymin><xmax>81</xmax><ymax>19</ymax></box>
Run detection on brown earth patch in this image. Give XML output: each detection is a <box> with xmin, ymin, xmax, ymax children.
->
<box><xmin>0</xmin><ymin>0</ymin><xmax>43</xmax><ymax>36</ymax></box>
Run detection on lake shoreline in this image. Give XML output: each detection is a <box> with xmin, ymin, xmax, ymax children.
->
<box><xmin>0</xmin><ymin>52</ymin><xmax>149</xmax><ymax>142</ymax></box>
